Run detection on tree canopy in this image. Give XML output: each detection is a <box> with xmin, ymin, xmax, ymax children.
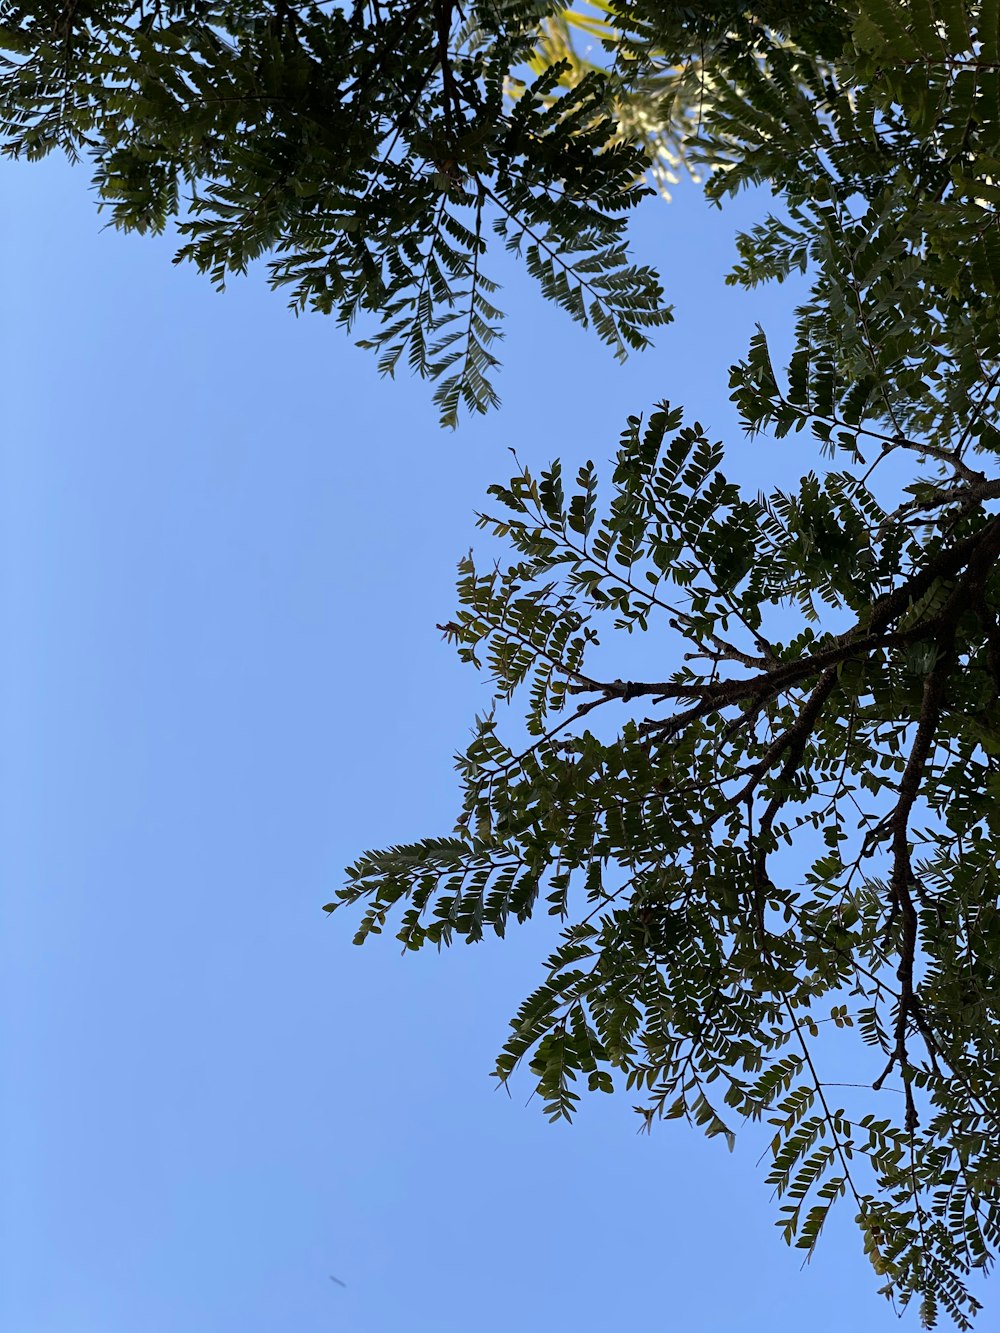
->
<box><xmin>7</xmin><ymin>0</ymin><xmax>1000</xmax><ymax>1326</ymax></box>
<box><xmin>0</xmin><ymin>0</ymin><xmax>845</xmax><ymax>422</ymax></box>
<box><xmin>335</xmin><ymin>1</ymin><xmax>1000</xmax><ymax>1324</ymax></box>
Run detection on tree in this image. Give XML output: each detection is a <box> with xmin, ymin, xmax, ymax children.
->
<box><xmin>7</xmin><ymin>0</ymin><xmax>1000</xmax><ymax>1325</ymax></box>
<box><xmin>326</xmin><ymin>2</ymin><xmax>1000</xmax><ymax>1327</ymax></box>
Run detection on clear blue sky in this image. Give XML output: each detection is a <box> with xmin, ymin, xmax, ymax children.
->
<box><xmin>0</xmin><ymin>155</ymin><xmax>949</xmax><ymax>1332</ymax></box>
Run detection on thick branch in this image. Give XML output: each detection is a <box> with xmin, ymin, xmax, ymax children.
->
<box><xmin>581</xmin><ymin>514</ymin><xmax>1000</xmax><ymax>726</ymax></box>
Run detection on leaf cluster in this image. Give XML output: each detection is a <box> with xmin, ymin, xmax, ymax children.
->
<box><xmin>0</xmin><ymin>0</ymin><xmax>670</xmax><ymax>424</ymax></box>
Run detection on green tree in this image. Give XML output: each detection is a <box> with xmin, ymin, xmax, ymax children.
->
<box><xmin>325</xmin><ymin>1</ymin><xmax>1000</xmax><ymax>1326</ymax></box>
<box><xmin>8</xmin><ymin>0</ymin><xmax>1000</xmax><ymax>1324</ymax></box>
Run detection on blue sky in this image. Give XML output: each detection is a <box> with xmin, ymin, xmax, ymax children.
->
<box><xmin>0</xmin><ymin>154</ymin><xmax>950</xmax><ymax>1331</ymax></box>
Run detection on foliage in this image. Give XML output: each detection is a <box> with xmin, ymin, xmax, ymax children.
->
<box><xmin>0</xmin><ymin>0</ymin><xmax>674</xmax><ymax>425</ymax></box>
<box><xmin>510</xmin><ymin>0</ymin><xmax>706</xmax><ymax>198</ymax></box>
<box><xmin>325</xmin><ymin>1</ymin><xmax>1000</xmax><ymax>1326</ymax></box>
<box><xmin>0</xmin><ymin>0</ymin><xmax>849</xmax><ymax>423</ymax></box>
